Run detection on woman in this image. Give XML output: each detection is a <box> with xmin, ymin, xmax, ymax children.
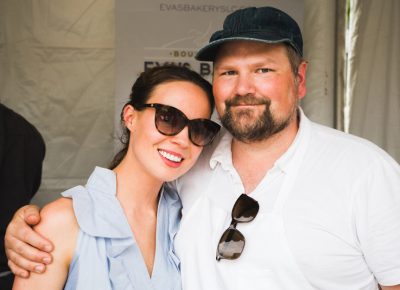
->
<box><xmin>13</xmin><ymin>65</ymin><xmax>220</xmax><ymax>290</ymax></box>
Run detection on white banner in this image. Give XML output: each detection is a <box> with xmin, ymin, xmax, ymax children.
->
<box><xmin>115</xmin><ymin>0</ymin><xmax>304</xmax><ymax>127</ymax></box>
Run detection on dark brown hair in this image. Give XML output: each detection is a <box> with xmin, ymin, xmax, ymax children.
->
<box><xmin>109</xmin><ymin>65</ymin><xmax>215</xmax><ymax>169</ymax></box>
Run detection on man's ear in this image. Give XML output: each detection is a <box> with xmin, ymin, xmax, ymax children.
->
<box><xmin>122</xmin><ymin>104</ymin><xmax>137</xmax><ymax>131</ymax></box>
<box><xmin>296</xmin><ymin>60</ymin><xmax>308</xmax><ymax>99</ymax></box>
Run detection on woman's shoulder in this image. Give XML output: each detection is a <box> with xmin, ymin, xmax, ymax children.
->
<box><xmin>35</xmin><ymin>198</ymin><xmax>79</xmax><ymax>263</ymax></box>
<box><xmin>39</xmin><ymin>198</ymin><xmax>76</xmax><ymax>228</ymax></box>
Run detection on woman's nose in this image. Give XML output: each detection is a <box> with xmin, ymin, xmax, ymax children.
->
<box><xmin>169</xmin><ymin>126</ymin><xmax>190</xmax><ymax>148</ymax></box>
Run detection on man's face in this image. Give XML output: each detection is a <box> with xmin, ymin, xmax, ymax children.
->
<box><xmin>212</xmin><ymin>41</ymin><xmax>307</xmax><ymax>143</ymax></box>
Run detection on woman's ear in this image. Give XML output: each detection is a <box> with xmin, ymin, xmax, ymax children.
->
<box><xmin>122</xmin><ymin>104</ymin><xmax>137</xmax><ymax>131</ymax></box>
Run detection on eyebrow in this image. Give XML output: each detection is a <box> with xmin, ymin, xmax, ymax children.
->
<box><xmin>214</xmin><ymin>58</ymin><xmax>278</xmax><ymax>71</ymax></box>
<box><xmin>253</xmin><ymin>58</ymin><xmax>279</xmax><ymax>66</ymax></box>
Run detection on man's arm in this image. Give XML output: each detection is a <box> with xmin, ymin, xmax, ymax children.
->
<box><xmin>380</xmin><ymin>285</ymin><xmax>400</xmax><ymax>290</ymax></box>
<box><xmin>5</xmin><ymin>205</ymin><xmax>53</xmax><ymax>278</ymax></box>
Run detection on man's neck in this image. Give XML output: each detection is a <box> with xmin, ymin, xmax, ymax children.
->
<box><xmin>231</xmin><ymin>116</ymin><xmax>300</xmax><ymax>194</ymax></box>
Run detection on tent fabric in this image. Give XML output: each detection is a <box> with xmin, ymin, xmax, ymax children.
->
<box><xmin>0</xmin><ymin>0</ymin><xmax>115</xmax><ymax>205</ymax></box>
<box><xmin>347</xmin><ymin>0</ymin><xmax>400</xmax><ymax>162</ymax></box>
<box><xmin>0</xmin><ymin>0</ymin><xmax>398</xmax><ymax>204</ymax></box>
<box><xmin>302</xmin><ymin>0</ymin><xmax>345</xmax><ymax>128</ymax></box>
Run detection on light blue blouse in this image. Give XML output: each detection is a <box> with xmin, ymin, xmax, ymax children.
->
<box><xmin>62</xmin><ymin>167</ymin><xmax>182</xmax><ymax>290</ymax></box>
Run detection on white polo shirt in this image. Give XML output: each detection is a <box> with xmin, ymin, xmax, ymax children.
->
<box><xmin>173</xmin><ymin>110</ymin><xmax>400</xmax><ymax>289</ymax></box>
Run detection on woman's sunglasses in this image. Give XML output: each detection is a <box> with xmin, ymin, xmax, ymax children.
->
<box><xmin>134</xmin><ymin>103</ymin><xmax>221</xmax><ymax>147</ymax></box>
<box><xmin>216</xmin><ymin>194</ymin><xmax>259</xmax><ymax>261</ymax></box>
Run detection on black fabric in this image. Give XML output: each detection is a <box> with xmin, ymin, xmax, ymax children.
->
<box><xmin>0</xmin><ymin>272</ymin><xmax>14</xmax><ymax>290</ymax></box>
<box><xmin>0</xmin><ymin>104</ymin><xmax>45</xmax><ymax>288</ymax></box>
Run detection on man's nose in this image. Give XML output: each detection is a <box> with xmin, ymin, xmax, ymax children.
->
<box><xmin>235</xmin><ymin>73</ymin><xmax>256</xmax><ymax>96</ymax></box>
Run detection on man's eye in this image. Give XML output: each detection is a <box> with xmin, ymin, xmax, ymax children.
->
<box><xmin>256</xmin><ymin>68</ymin><xmax>272</xmax><ymax>73</ymax></box>
<box><xmin>221</xmin><ymin>70</ymin><xmax>236</xmax><ymax>76</ymax></box>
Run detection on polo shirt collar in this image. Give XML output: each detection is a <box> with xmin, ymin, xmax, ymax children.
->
<box><xmin>209</xmin><ymin>128</ymin><xmax>234</xmax><ymax>171</ymax></box>
<box><xmin>275</xmin><ymin>108</ymin><xmax>308</xmax><ymax>173</ymax></box>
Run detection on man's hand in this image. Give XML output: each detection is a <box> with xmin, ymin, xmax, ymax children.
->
<box><xmin>4</xmin><ymin>205</ymin><xmax>54</xmax><ymax>278</ymax></box>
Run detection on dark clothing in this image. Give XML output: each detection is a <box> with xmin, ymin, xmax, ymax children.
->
<box><xmin>0</xmin><ymin>104</ymin><xmax>45</xmax><ymax>289</ymax></box>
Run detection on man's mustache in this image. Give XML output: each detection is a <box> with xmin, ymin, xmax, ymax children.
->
<box><xmin>225</xmin><ymin>95</ymin><xmax>270</xmax><ymax>107</ymax></box>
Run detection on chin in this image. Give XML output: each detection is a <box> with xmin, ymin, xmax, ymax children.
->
<box><xmin>162</xmin><ymin>176</ymin><xmax>179</xmax><ymax>182</ymax></box>
<box><xmin>158</xmin><ymin>170</ymin><xmax>185</xmax><ymax>183</ymax></box>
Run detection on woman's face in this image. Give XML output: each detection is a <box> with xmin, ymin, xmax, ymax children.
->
<box><xmin>125</xmin><ymin>80</ymin><xmax>212</xmax><ymax>182</ymax></box>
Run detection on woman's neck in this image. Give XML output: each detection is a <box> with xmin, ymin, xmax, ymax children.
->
<box><xmin>113</xmin><ymin>154</ymin><xmax>162</xmax><ymax>212</ymax></box>
<box><xmin>112</xmin><ymin>153</ymin><xmax>161</xmax><ymax>277</ymax></box>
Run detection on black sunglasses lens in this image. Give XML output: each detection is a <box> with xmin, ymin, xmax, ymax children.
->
<box><xmin>155</xmin><ymin>105</ymin><xmax>186</xmax><ymax>135</ymax></box>
<box><xmin>216</xmin><ymin>194</ymin><xmax>259</xmax><ymax>261</ymax></box>
<box><xmin>232</xmin><ymin>194</ymin><xmax>259</xmax><ymax>223</ymax></box>
<box><xmin>189</xmin><ymin>120</ymin><xmax>220</xmax><ymax>146</ymax></box>
<box><xmin>216</xmin><ymin>228</ymin><xmax>245</xmax><ymax>261</ymax></box>
<box><xmin>149</xmin><ymin>104</ymin><xmax>220</xmax><ymax>146</ymax></box>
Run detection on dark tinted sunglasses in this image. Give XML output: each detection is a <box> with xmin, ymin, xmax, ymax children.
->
<box><xmin>216</xmin><ymin>194</ymin><xmax>259</xmax><ymax>261</ymax></box>
<box><xmin>134</xmin><ymin>103</ymin><xmax>221</xmax><ymax>147</ymax></box>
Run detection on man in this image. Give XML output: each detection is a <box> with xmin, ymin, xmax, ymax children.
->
<box><xmin>0</xmin><ymin>103</ymin><xmax>45</xmax><ymax>290</ymax></box>
<box><xmin>4</xmin><ymin>6</ymin><xmax>400</xmax><ymax>289</ymax></box>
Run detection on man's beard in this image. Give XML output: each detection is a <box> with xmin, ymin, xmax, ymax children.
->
<box><xmin>220</xmin><ymin>94</ymin><xmax>297</xmax><ymax>143</ymax></box>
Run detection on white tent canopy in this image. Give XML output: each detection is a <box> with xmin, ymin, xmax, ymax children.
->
<box><xmin>0</xmin><ymin>0</ymin><xmax>398</xmax><ymax>205</ymax></box>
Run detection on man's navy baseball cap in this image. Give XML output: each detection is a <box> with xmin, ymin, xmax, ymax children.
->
<box><xmin>195</xmin><ymin>6</ymin><xmax>303</xmax><ymax>61</ymax></box>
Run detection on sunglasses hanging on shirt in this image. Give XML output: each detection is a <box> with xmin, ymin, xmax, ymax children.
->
<box><xmin>216</xmin><ymin>193</ymin><xmax>259</xmax><ymax>261</ymax></box>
